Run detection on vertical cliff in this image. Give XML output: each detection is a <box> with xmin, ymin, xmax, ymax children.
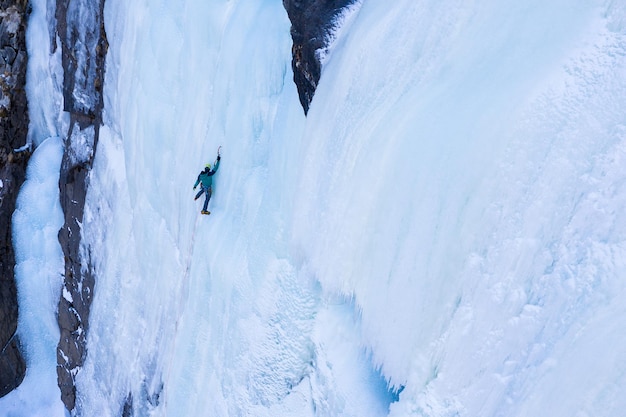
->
<box><xmin>0</xmin><ymin>0</ymin><xmax>29</xmax><ymax>399</ymax></box>
<box><xmin>54</xmin><ymin>0</ymin><xmax>107</xmax><ymax>411</ymax></box>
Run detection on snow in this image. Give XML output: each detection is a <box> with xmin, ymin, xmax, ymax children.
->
<box><xmin>67</xmin><ymin>122</ymin><xmax>95</xmax><ymax>165</ymax></box>
<box><xmin>12</xmin><ymin>143</ymin><xmax>31</xmax><ymax>153</ymax></box>
<box><xmin>316</xmin><ymin>1</ymin><xmax>363</xmax><ymax>68</ymax></box>
<box><xmin>62</xmin><ymin>286</ymin><xmax>73</xmax><ymax>303</ymax></box>
<box><xmin>7</xmin><ymin>0</ymin><xmax>626</xmax><ymax>416</ymax></box>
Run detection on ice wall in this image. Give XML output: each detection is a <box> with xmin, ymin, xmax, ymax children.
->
<box><xmin>293</xmin><ymin>0</ymin><xmax>626</xmax><ymax>415</ymax></box>
<box><xmin>22</xmin><ymin>0</ymin><xmax>626</xmax><ymax>416</ymax></box>
<box><xmin>70</xmin><ymin>0</ymin><xmax>366</xmax><ymax>415</ymax></box>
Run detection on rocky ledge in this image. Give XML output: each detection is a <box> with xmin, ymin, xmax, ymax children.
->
<box><xmin>0</xmin><ymin>0</ymin><xmax>29</xmax><ymax>399</ymax></box>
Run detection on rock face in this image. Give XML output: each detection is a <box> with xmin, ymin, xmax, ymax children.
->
<box><xmin>54</xmin><ymin>0</ymin><xmax>107</xmax><ymax>412</ymax></box>
<box><xmin>282</xmin><ymin>0</ymin><xmax>355</xmax><ymax>114</ymax></box>
<box><xmin>0</xmin><ymin>0</ymin><xmax>29</xmax><ymax>399</ymax></box>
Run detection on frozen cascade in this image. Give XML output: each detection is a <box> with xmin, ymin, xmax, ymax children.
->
<box><xmin>0</xmin><ymin>0</ymin><xmax>67</xmax><ymax>414</ymax></box>
<box><xmin>0</xmin><ymin>137</ymin><xmax>67</xmax><ymax>416</ymax></box>
<box><xmin>73</xmin><ymin>0</ymin><xmax>392</xmax><ymax>415</ymax></box>
<box><xmin>6</xmin><ymin>0</ymin><xmax>626</xmax><ymax>416</ymax></box>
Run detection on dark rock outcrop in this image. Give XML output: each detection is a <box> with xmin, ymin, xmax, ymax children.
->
<box><xmin>122</xmin><ymin>393</ymin><xmax>133</xmax><ymax>417</ymax></box>
<box><xmin>53</xmin><ymin>0</ymin><xmax>107</xmax><ymax>411</ymax></box>
<box><xmin>0</xmin><ymin>0</ymin><xmax>29</xmax><ymax>399</ymax></box>
<box><xmin>283</xmin><ymin>0</ymin><xmax>356</xmax><ymax>114</ymax></box>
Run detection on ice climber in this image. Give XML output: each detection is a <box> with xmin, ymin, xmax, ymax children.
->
<box><xmin>193</xmin><ymin>151</ymin><xmax>221</xmax><ymax>215</ymax></box>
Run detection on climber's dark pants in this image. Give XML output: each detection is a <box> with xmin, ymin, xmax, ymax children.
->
<box><xmin>195</xmin><ymin>185</ymin><xmax>212</xmax><ymax>211</ymax></box>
